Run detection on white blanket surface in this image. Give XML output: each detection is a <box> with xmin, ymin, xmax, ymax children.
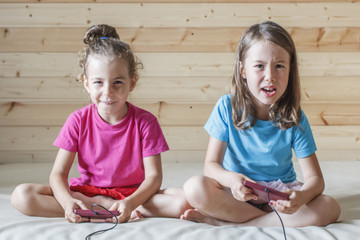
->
<box><xmin>1</xmin><ymin>161</ymin><xmax>359</xmax><ymax>240</ymax></box>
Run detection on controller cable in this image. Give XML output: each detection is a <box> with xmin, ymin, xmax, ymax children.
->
<box><xmin>85</xmin><ymin>204</ymin><xmax>118</xmax><ymax>240</ymax></box>
<box><xmin>265</xmin><ymin>188</ymin><xmax>287</xmax><ymax>240</ymax></box>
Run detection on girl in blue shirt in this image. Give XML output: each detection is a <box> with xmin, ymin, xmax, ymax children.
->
<box><xmin>181</xmin><ymin>21</ymin><xmax>340</xmax><ymax>227</ymax></box>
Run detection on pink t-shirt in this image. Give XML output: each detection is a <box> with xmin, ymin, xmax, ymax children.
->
<box><xmin>53</xmin><ymin>103</ymin><xmax>169</xmax><ymax>188</ymax></box>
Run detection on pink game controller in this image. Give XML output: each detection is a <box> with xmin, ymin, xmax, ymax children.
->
<box><xmin>243</xmin><ymin>180</ymin><xmax>290</xmax><ymax>204</ymax></box>
<box><xmin>74</xmin><ymin>209</ymin><xmax>120</xmax><ymax>219</ymax></box>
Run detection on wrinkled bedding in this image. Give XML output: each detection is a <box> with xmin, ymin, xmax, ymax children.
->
<box><xmin>0</xmin><ymin>161</ymin><xmax>359</xmax><ymax>240</ymax></box>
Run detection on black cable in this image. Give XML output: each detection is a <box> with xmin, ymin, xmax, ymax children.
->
<box><xmin>265</xmin><ymin>188</ymin><xmax>287</xmax><ymax>240</ymax></box>
<box><xmin>85</xmin><ymin>204</ymin><xmax>119</xmax><ymax>240</ymax></box>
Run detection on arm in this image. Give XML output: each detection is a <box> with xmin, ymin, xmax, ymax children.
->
<box><xmin>298</xmin><ymin>153</ymin><xmax>325</xmax><ymax>200</ymax></box>
<box><xmin>49</xmin><ymin>148</ymin><xmax>87</xmax><ymax>222</ymax></box>
<box><xmin>204</xmin><ymin>136</ymin><xmax>257</xmax><ymax>202</ymax></box>
<box><xmin>110</xmin><ymin>154</ymin><xmax>162</xmax><ymax>222</ymax></box>
<box><xmin>274</xmin><ymin>153</ymin><xmax>324</xmax><ymax>214</ymax></box>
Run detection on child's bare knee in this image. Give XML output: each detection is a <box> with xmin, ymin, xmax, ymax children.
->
<box><xmin>312</xmin><ymin>195</ymin><xmax>341</xmax><ymax>226</ymax></box>
<box><xmin>183</xmin><ymin>176</ymin><xmax>212</xmax><ymax>208</ymax></box>
<box><xmin>183</xmin><ymin>176</ymin><xmax>205</xmax><ymax>198</ymax></box>
<box><xmin>322</xmin><ymin>195</ymin><xmax>341</xmax><ymax>224</ymax></box>
<box><xmin>11</xmin><ymin>184</ymin><xmax>36</xmax><ymax>215</ymax></box>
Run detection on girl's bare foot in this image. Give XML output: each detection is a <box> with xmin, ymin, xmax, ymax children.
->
<box><xmin>130</xmin><ymin>210</ymin><xmax>144</xmax><ymax>221</ymax></box>
<box><xmin>180</xmin><ymin>209</ymin><xmax>231</xmax><ymax>226</ymax></box>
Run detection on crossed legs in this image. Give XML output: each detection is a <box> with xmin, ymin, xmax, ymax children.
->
<box><xmin>11</xmin><ymin>183</ymin><xmax>190</xmax><ymax>220</ymax></box>
<box><xmin>182</xmin><ymin>175</ymin><xmax>341</xmax><ymax>227</ymax></box>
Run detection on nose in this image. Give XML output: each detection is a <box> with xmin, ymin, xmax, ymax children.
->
<box><xmin>103</xmin><ymin>83</ymin><xmax>113</xmax><ymax>97</ymax></box>
<box><xmin>264</xmin><ymin>66</ymin><xmax>275</xmax><ymax>82</ymax></box>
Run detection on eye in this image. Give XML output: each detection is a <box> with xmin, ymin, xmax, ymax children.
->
<box><xmin>93</xmin><ymin>80</ymin><xmax>103</xmax><ymax>85</ymax></box>
<box><xmin>255</xmin><ymin>64</ymin><xmax>264</xmax><ymax>69</ymax></box>
<box><xmin>113</xmin><ymin>80</ymin><xmax>124</xmax><ymax>85</ymax></box>
<box><xmin>275</xmin><ymin>64</ymin><xmax>285</xmax><ymax>69</ymax></box>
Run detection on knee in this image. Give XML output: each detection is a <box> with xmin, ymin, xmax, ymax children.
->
<box><xmin>313</xmin><ymin>195</ymin><xmax>341</xmax><ymax>226</ymax></box>
<box><xmin>183</xmin><ymin>175</ymin><xmax>213</xmax><ymax>208</ymax></box>
<box><xmin>322</xmin><ymin>195</ymin><xmax>341</xmax><ymax>223</ymax></box>
<box><xmin>11</xmin><ymin>183</ymin><xmax>37</xmax><ymax>215</ymax></box>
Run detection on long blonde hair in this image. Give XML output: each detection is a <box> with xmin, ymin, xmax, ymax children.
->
<box><xmin>231</xmin><ymin>21</ymin><xmax>301</xmax><ymax>130</ymax></box>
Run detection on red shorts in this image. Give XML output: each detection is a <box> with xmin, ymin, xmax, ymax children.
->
<box><xmin>70</xmin><ymin>185</ymin><xmax>138</xmax><ymax>200</ymax></box>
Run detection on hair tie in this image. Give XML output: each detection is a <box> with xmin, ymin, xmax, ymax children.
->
<box><xmin>100</xmin><ymin>37</ymin><xmax>108</xmax><ymax>40</ymax></box>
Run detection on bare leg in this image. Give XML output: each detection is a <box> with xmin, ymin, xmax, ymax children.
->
<box><xmin>137</xmin><ymin>187</ymin><xmax>192</xmax><ymax>218</ymax></box>
<box><xmin>239</xmin><ymin>194</ymin><xmax>341</xmax><ymax>227</ymax></box>
<box><xmin>183</xmin><ymin>176</ymin><xmax>266</xmax><ymax>223</ymax></box>
<box><xmin>11</xmin><ymin>183</ymin><xmax>64</xmax><ymax>217</ymax></box>
<box><xmin>181</xmin><ymin>209</ymin><xmax>232</xmax><ymax>226</ymax></box>
<box><xmin>182</xmin><ymin>176</ymin><xmax>341</xmax><ymax>227</ymax></box>
<box><xmin>11</xmin><ymin>183</ymin><xmax>119</xmax><ymax>218</ymax></box>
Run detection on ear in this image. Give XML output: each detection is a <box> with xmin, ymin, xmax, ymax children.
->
<box><xmin>83</xmin><ymin>77</ymin><xmax>91</xmax><ymax>94</ymax></box>
<box><xmin>129</xmin><ymin>76</ymin><xmax>137</xmax><ymax>92</ymax></box>
<box><xmin>239</xmin><ymin>62</ymin><xmax>246</xmax><ymax>79</ymax></box>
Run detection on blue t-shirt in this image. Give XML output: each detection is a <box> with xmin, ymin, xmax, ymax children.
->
<box><xmin>204</xmin><ymin>95</ymin><xmax>317</xmax><ymax>183</ymax></box>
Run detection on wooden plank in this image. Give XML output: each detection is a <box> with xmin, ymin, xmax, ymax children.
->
<box><xmin>2</xmin><ymin>27</ymin><xmax>360</xmax><ymax>53</ymax></box>
<box><xmin>312</xmin><ymin>150</ymin><xmax>360</xmax><ymax>162</ymax></box>
<box><xmin>1</xmin><ymin>126</ymin><xmax>359</xmax><ymax>151</ymax></box>
<box><xmin>0</xmin><ymin>102</ymin><xmax>85</xmax><ymax>127</ymax></box>
<box><xmin>0</xmin><ymin>150</ymin><xmax>57</xmax><ymax>163</ymax></box>
<box><xmin>0</xmin><ymin>52</ymin><xmax>233</xmax><ymax>78</ymax></box>
<box><xmin>159</xmin><ymin>102</ymin><xmax>360</xmax><ymax>126</ymax></box>
<box><xmin>1</xmin><ymin>76</ymin><xmax>360</xmax><ymax>103</ymax></box>
<box><xmin>1</xmin><ymin>3</ymin><xmax>360</xmax><ymax>28</ymax></box>
<box><xmin>1</xmin><ymin>102</ymin><xmax>359</xmax><ymax>127</ymax></box>
<box><xmin>1</xmin><ymin>52</ymin><xmax>360</xmax><ymax>78</ymax></box>
<box><xmin>312</xmin><ymin>126</ymin><xmax>360</xmax><ymax>150</ymax></box>
<box><xmin>301</xmin><ymin>76</ymin><xmax>360</xmax><ymax>103</ymax></box>
<box><xmin>0</xmin><ymin>150</ymin><xmax>206</xmax><ymax>164</ymax></box>
<box><xmin>302</xmin><ymin>103</ymin><xmax>360</xmax><ymax>126</ymax></box>
<box><xmin>0</xmin><ymin>77</ymin><xmax>229</xmax><ymax>102</ymax></box>
<box><xmin>2</xmin><ymin>149</ymin><xmax>358</xmax><ymax>164</ymax></box>
<box><xmin>0</xmin><ymin>102</ymin><xmax>160</xmax><ymax>126</ymax></box>
<box><xmin>0</xmin><ymin>126</ymin><xmax>60</xmax><ymax>151</ymax></box>
<box><xmin>4</xmin><ymin>0</ymin><xmax>360</xmax><ymax>2</ymax></box>
<box><xmin>0</xmin><ymin>77</ymin><xmax>88</xmax><ymax>102</ymax></box>
<box><xmin>0</xmin><ymin>126</ymin><xmax>210</xmax><ymax>151</ymax></box>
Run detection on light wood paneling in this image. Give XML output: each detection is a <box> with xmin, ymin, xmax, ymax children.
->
<box><xmin>2</xmin><ymin>52</ymin><xmax>360</xmax><ymax>78</ymax></box>
<box><xmin>0</xmin><ymin>149</ymin><xmax>359</xmax><ymax>164</ymax></box>
<box><xmin>1</xmin><ymin>102</ymin><xmax>360</xmax><ymax>127</ymax></box>
<box><xmin>1</xmin><ymin>0</ymin><xmax>359</xmax><ymax>3</ymax></box>
<box><xmin>2</xmin><ymin>27</ymin><xmax>360</xmax><ymax>53</ymax></box>
<box><xmin>0</xmin><ymin>1</ymin><xmax>359</xmax><ymax>163</ymax></box>
<box><xmin>1</xmin><ymin>3</ymin><xmax>360</xmax><ymax>28</ymax></box>
<box><xmin>1</xmin><ymin>77</ymin><xmax>359</xmax><ymax>103</ymax></box>
<box><xmin>1</xmin><ymin>126</ymin><xmax>359</xmax><ymax>151</ymax></box>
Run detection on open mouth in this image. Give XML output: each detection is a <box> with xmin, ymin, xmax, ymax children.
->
<box><xmin>261</xmin><ymin>87</ymin><xmax>276</xmax><ymax>96</ymax></box>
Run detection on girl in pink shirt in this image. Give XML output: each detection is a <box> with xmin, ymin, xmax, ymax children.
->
<box><xmin>11</xmin><ymin>24</ymin><xmax>190</xmax><ymax>223</ymax></box>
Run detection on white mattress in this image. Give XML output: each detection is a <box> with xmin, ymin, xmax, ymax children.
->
<box><xmin>1</xmin><ymin>161</ymin><xmax>360</xmax><ymax>240</ymax></box>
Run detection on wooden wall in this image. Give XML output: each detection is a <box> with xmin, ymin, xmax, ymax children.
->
<box><xmin>0</xmin><ymin>1</ymin><xmax>359</xmax><ymax>164</ymax></box>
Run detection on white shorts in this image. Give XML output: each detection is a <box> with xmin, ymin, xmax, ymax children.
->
<box><xmin>256</xmin><ymin>179</ymin><xmax>303</xmax><ymax>192</ymax></box>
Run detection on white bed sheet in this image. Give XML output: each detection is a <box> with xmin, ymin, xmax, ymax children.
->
<box><xmin>0</xmin><ymin>161</ymin><xmax>359</xmax><ymax>240</ymax></box>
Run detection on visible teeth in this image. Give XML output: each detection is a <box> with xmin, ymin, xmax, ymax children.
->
<box><xmin>263</xmin><ymin>88</ymin><xmax>275</xmax><ymax>92</ymax></box>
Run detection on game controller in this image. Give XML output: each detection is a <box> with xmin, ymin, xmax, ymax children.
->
<box><xmin>243</xmin><ymin>180</ymin><xmax>290</xmax><ymax>204</ymax></box>
<box><xmin>74</xmin><ymin>209</ymin><xmax>120</xmax><ymax>219</ymax></box>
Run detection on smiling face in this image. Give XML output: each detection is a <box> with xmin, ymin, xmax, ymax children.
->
<box><xmin>241</xmin><ymin>40</ymin><xmax>290</xmax><ymax>118</ymax></box>
<box><xmin>84</xmin><ymin>55</ymin><xmax>136</xmax><ymax>124</ymax></box>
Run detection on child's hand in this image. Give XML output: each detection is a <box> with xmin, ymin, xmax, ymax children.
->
<box><xmin>109</xmin><ymin>199</ymin><xmax>134</xmax><ymax>223</ymax></box>
<box><xmin>230</xmin><ymin>177</ymin><xmax>258</xmax><ymax>202</ymax></box>
<box><xmin>270</xmin><ymin>190</ymin><xmax>305</xmax><ymax>214</ymax></box>
<box><xmin>64</xmin><ymin>198</ymin><xmax>88</xmax><ymax>223</ymax></box>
